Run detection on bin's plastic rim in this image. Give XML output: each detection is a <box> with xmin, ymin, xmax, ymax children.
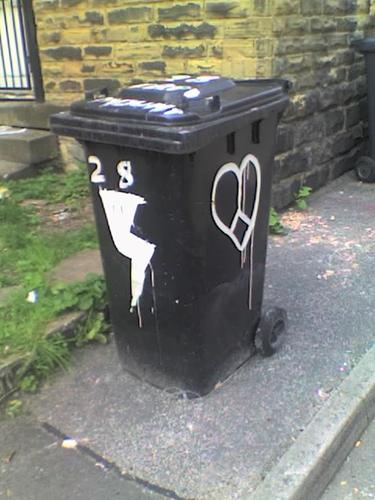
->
<box><xmin>51</xmin><ymin>94</ymin><xmax>289</xmax><ymax>155</ymax></box>
<box><xmin>352</xmin><ymin>37</ymin><xmax>375</xmax><ymax>53</ymax></box>
<box><xmin>69</xmin><ymin>79</ymin><xmax>289</xmax><ymax>129</ymax></box>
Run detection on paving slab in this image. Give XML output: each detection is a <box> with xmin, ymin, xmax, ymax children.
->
<box><xmin>50</xmin><ymin>248</ymin><xmax>103</xmax><ymax>285</ymax></box>
<box><xmin>22</xmin><ymin>172</ymin><xmax>375</xmax><ymax>499</ymax></box>
<box><xmin>0</xmin><ymin>416</ymin><xmax>164</xmax><ymax>500</ymax></box>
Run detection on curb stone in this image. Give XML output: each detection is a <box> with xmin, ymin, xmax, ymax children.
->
<box><xmin>0</xmin><ymin>355</ymin><xmax>29</xmax><ymax>402</ymax></box>
<box><xmin>249</xmin><ymin>344</ymin><xmax>375</xmax><ymax>500</ymax></box>
<box><xmin>45</xmin><ymin>310</ymin><xmax>87</xmax><ymax>340</ymax></box>
<box><xmin>0</xmin><ymin>312</ymin><xmax>89</xmax><ymax>404</ymax></box>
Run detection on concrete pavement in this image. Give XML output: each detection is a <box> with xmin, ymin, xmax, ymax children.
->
<box><xmin>1</xmin><ymin>171</ymin><xmax>374</xmax><ymax>499</ymax></box>
<box><xmin>249</xmin><ymin>345</ymin><xmax>375</xmax><ymax>500</ymax></box>
<box><xmin>0</xmin><ymin>417</ymin><xmax>165</xmax><ymax>499</ymax></box>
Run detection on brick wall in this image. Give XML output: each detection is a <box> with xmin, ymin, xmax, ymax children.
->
<box><xmin>33</xmin><ymin>0</ymin><xmax>375</xmax><ymax>207</ymax></box>
<box><xmin>271</xmin><ymin>0</ymin><xmax>375</xmax><ymax>206</ymax></box>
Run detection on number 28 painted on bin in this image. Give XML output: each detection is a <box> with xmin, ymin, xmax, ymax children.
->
<box><xmin>89</xmin><ymin>155</ymin><xmax>134</xmax><ymax>189</ymax></box>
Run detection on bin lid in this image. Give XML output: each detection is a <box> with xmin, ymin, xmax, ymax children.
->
<box><xmin>51</xmin><ymin>76</ymin><xmax>290</xmax><ymax>154</ymax></box>
<box><xmin>352</xmin><ymin>37</ymin><xmax>375</xmax><ymax>53</ymax></box>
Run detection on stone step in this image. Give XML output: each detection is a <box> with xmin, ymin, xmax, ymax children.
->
<box><xmin>0</xmin><ymin>127</ymin><xmax>58</xmax><ymax>164</ymax></box>
<box><xmin>0</xmin><ymin>159</ymin><xmax>35</xmax><ymax>180</ymax></box>
<box><xmin>50</xmin><ymin>249</ymin><xmax>103</xmax><ymax>285</ymax></box>
<box><xmin>0</xmin><ymin>102</ymin><xmax>67</xmax><ymax>129</ymax></box>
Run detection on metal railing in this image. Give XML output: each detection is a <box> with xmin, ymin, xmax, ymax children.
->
<box><xmin>0</xmin><ymin>0</ymin><xmax>31</xmax><ymax>91</ymax></box>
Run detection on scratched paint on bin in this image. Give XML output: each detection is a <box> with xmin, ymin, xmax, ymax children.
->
<box><xmin>88</xmin><ymin>156</ymin><xmax>155</xmax><ymax>324</ymax></box>
<box><xmin>98</xmin><ymin>189</ymin><xmax>155</xmax><ymax>310</ymax></box>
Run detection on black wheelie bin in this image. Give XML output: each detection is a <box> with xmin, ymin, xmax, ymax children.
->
<box><xmin>51</xmin><ymin>75</ymin><xmax>289</xmax><ymax>396</ymax></box>
<box><xmin>353</xmin><ymin>38</ymin><xmax>375</xmax><ymax>182</ymax></box>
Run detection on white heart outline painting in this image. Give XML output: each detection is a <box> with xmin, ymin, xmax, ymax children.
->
<box><xmin>211</xmin><ymin>153</ymin><xmax>261</xmax><ymax>310</ymax></box>
<box><xmin>211</xmin><ymin>153</ymin><xmax>261</xmax><ymax>252</ymax></box>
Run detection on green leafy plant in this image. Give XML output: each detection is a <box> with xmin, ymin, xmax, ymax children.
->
<box><xmin>269</xmin><ymin>207</ymin><xmax>286</xmax><ymax>235</ymax></box>
<box><xmin>295</xmin><ymin>186</ymin><xmax>312</xmax><ymax>211</ymax></box>
<box><xmin>75</xmin><ymin>312</ymin><xmax>108</xmax><ymax>347</ymax></box>
<box><xmin>5</xmin><ymin>399</ymin><xmax>23</xmax><ymax>418</ymax></box>
<box><xmin>19</xmin><ymin>374</ymin><xmax>39</xmax><ymax>393</ymax></box>
<box><xmin>51</xmin><ymin>274</ymin><xmax>107</xmax><ymax>314</ymax></box>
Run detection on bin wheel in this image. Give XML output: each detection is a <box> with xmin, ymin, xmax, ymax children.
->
<box><xmin>355</xmin><ymin>156</ymin><xmax>375</xmax><ymax>183</ymax></box>
<box><xmin>255</xmin><ymin>307</ymin><xmax>287</xmax><ymax>357</ymax></box>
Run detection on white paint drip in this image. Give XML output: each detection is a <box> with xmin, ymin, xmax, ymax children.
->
<box><xmin>98</xmin><ymin>189</ymin><xmax>155</xmax><ymax>309</ymax></box>
<box><xmin>137</xmin><ymin>301</ymin><xmax>143</xmax><ymax>328</ymax></box>
<box><xmin>240</xmin><ymin>163</ymin><xmax>248</xmax><ymax>269</ymax></box>
<box><xmin>249</xmin><ymin>235</ymin><xmax>255</xmax><ymax>310</ymax></box>
<box><xmin>149</xmin><ymin>263</ymin><xmax>162</xmax><ymax>363</ymax></box>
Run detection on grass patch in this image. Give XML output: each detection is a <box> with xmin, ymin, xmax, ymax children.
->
<box><xmin>6</xmin><ymin>164</ymin><xmax>89</xmax><ymax>206</ymax></box>
<box><xmin>0</xmin><ymin>202</ymin><xmax>97</xmax><ymax>288</ymax></box>
<box><xmin>0</xmin><ymin>275</ymin><xmax>107</xmax><ymax>358</ymax></box>
<box><xmin>0</xmin><ymin>167</ymin><xmax>108</xmax><ymax>395</ymax></box>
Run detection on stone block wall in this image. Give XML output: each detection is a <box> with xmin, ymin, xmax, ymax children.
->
<box><xmin>271</xmin><ymin>0</ymin><xmax>375</xmax><ymax>206</ymax></box>
<box><xmin>33</xmin><ymin>0</ymin><xmax>375</xmax><ymax>207</ymax></box>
